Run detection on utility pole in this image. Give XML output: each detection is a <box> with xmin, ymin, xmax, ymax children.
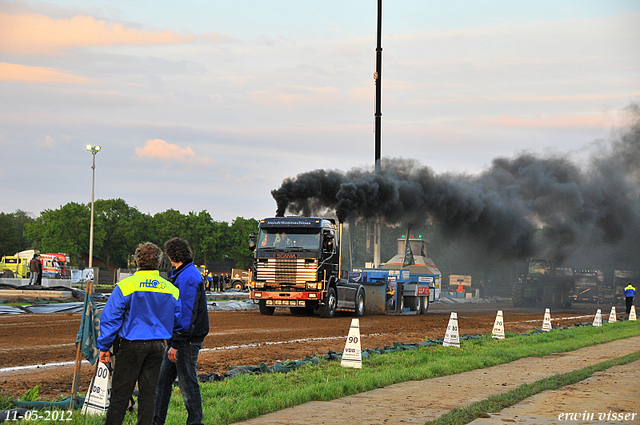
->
<box><xmin>373</xmin><ymin>0</ymin><xmax>383</xmax><ymax>267</ymax></box>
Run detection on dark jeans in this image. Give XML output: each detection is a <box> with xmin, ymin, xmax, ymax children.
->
<box><xmin>153</xmin><ymin>342</ymin><xmax>204</xmax><ymax>425</ymax></box>
<box><xmin>105</xmin><ymin>339</ymin><xmax>165</xmax><ymax>425</ymax></box>
<box><xmin>626</xmin><ymin>297</ymin><xmax>634</xmax><ymax>315</ymax></box>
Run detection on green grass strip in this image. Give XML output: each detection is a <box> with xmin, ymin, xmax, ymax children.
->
<box><xmin>18</xmin><ymin>320</ymin><xmax>640</xmax><ymax>424</ymax></box>
<box><xmin>425</xmin><ymin>349</ymin><xmax>640</xmax><ymax>425</ymax></box>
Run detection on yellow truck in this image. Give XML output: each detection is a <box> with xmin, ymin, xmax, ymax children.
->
<box><xmin>0</xmin><ymin>253</ymin><xmax>30</xmax><ymax>278</ymax></box>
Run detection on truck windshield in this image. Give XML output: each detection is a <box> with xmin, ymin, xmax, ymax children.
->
<box><xmin>575</xmin><ymin>276</ymin><xmax>597</xmax><ymax>287</ymax></box>
<box><xmin>528</xmin><ymin>261</ymin><xmax>550</xmax><ymax>275</ymax></box>
<box><xmin>257</xmin><ymin>229</ymin><xmax>321</xmax><ymax>250</ymax></box>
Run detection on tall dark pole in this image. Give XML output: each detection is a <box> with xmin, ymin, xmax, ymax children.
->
<box><xmin>374</xmin><ymin>0</ymin><xmax>382</xmax><ymax>173</ymax></box>
<box><xmin>373</xmin><ymin>0</ymin><xmax>382</xmax><ymax>267</ymax></box>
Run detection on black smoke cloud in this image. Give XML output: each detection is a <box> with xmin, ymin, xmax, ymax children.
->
<box><xmin>272</xmin><ymin>105</ymin><xmax>640</xmax><ymax>266</ymax></box>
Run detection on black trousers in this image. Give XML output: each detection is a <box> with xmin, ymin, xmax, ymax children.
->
<box><xmin>105</xmin><ymin>339</ymin><xmax>165</xmax><ymax>425</ymax></box>
<box><xmin>626</xmin><ymin>297</ymin><xmax>634</xmax><ymax>315</ymax></box>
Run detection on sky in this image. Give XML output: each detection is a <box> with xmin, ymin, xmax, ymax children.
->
<box><xmin>0</xmin><ymin>0</ymin><xmax>639</xmax><ymax>223</ymax></box>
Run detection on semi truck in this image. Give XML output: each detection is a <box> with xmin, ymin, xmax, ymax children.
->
<box><xmin>571</xmin><ymin>269</ymin><xmax>604</xmax><ymax>304</ymax></box>
<box><xmin>512</xmin><ymin>259</ymin><xmax>573</xmax><ymax>308</ymax></box>
<box><xmin>249</xmin><ymin>217</ymin><xmax>365</xmax><ymax>318</ymax></box>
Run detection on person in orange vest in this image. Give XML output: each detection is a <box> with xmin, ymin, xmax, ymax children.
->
<box><xmin>624</xmin><ymin>283</ymin><xmax>636</xmax><ymax>315</ymax></box>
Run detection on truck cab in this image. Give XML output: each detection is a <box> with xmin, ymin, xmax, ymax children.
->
<box><xmin>250</xmin><ymin>217</ymin><xmax>365</xmax><ymax>318</ymax></box>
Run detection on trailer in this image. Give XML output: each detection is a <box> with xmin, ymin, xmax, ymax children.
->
<box><xmin>349</xmin><ymin>236</ymin><xmax>441</xmax><ymax>315</ymax></box>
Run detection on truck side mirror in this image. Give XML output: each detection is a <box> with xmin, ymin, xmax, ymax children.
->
<box><xmin>248</xmin><ymin>233</ymin><xmax>256</xmax><ymax>252</ymax></box>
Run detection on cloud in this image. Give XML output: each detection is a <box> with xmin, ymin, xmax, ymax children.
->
<box><xmin>135</xmin><ymin>139</ymin><xmax>213</xmax><ymax>164</ymax></box>
<box><xmin>251</xmin><ymin>83</ymin><xmax>341</xmax><ymax>107</ymax></box>
<box><xmin>0</xmin><ymin>12</ymin><xmax>195</xmax><ymax>55</ymax></box>
<box><xmin>0</xmin><ymin>62</ymin><xmax>91</xmax><ymax>84</ymax></box>
<box><xmin>476</xmin><ymin>114</ymin><xmax>628</xmax><ymax>129</ymax></box>
<box><xmin>35</xmin><ymin>135</ymin><xmax>57</xmax><ymax>148</ymax></box>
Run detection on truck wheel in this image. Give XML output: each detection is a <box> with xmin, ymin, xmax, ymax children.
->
<box><xmin>232</xmin><ymin>280</ymin><xmax>244</xmax><ymax>291</ymax></box>
<box><xmin>258</xmin><ymin>300</ymin><xmax>275</xmax><ymax>316</ymax></box>
<box><xmin>419</xmin><ymin>296</ymin><xmax>429</xmax><ymax>314</ymax></box>
<box><xmin>512</xmin><ymin>283</ymin><xmax>524</xmax><ymax>307</ymax></box>
<box><xmin>319</xmin><ymin>287</ymin><xmax>337</xmax><ymax>318</ymax></box>
<box><xmin>406</xmin><ymin>296</ymin><xmax>420</xmax><ymax>312</ymax></box>
<box><xmin>354</xmin><ymin>287</ymin><xmax>365</xmax><ymax>317</ymax></box>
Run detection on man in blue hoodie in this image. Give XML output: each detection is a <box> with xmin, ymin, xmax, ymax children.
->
<box><xmin>154</xmin><ymin>238</ymin><xmax>210</xmax><ymax>425</ymax></box>
<box><xmin>98</xmin><ymin>242</ymin><xmax>180</xmax><ymax>425</ymax></box>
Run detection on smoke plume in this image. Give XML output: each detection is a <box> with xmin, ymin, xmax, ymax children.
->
<box><xmin>272</xmin><ymin>105</ymin><xmax>640</xmax><ymax>267</ymax></box>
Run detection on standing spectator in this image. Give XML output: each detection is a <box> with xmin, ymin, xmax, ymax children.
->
<box><xmin>28</xmin><ymin>253</ymin><xmax>40</xmax><ymax>284</ymax></box>
<box><xmin>206</xmin><ymin>272</ymin><xmax>213</xmax><ymax>292</ymax></box>
<box><xmin>624</xmin><ymin>283</ymin><xmax>636</xmax><ymax>315</ymax></box>
<box><xmin>213</xmin><ymin>273</ymin><xmax>219</xmax><ymax>292</ymax></box>
<box><xmin>97</xmin><ymin>242</ymin><xmax>180</xmax><ymax>425</ymax></box>
<box><xmin>154</xmin><ymin>238</ymin><xmax>209</xmax><ymax>425</ymax></box>
<box><xmin>36</xmin><ymin>256</ymin><xmax>43</xmax><ymax>285</ymax></box>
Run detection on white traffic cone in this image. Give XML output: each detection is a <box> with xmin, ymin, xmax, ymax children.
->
<box><xmin>608</xmin><ymin>306</ymin><xmax>617</xmax><ymax>323</ymax></box>
<box><xmin>341</xmin><ymin>318</ymin><xmax>362</xmax><ymax>369</ymax></box>
<box><xmin>541</xmin><ymin>308</ymin><xmax>552</xmax><ymax>332</ymax></box>
<box><xmin>443</xmin><ymin>312</ymin><xmax>460</xmax><ymax>347</ymax></box>
<box><xmin>491</xmin><ymin>310</ymin><xmax>505</xmax><ymax>340</ymax></box>
<box><xmin>592</xmin><ymin>309</ymin><xmax>602</xmax><ymax>327</ymax></box>
<box><xmin>630</xmin><ymin>305</ymin><xmax>637</xmax><ymax>321</ymax></box>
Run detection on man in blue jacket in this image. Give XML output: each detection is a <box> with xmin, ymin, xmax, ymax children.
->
<box><xmin>98</xmin><ymin>242</ymin><xmax>180</xmax><ymax>425</ymax></box>
<box><xmin>154</xmin><ymin>238</ymin><xmax>210</xmax><ymax>425</ymax></box>
<box><xmin>625</xmin><ymin>283</ymin><xmax>636</xmax><ymax>315</ymax></box>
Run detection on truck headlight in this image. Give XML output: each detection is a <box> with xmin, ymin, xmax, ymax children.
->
<box><xmin>255</xmin><ymin>281</ymin><xmax>265</xmax><ymax>289</ymax></box>
<box><xmin>307</xmin><ymin>282</ymin><xmax>318</xmax><ymax>290</ymax></box>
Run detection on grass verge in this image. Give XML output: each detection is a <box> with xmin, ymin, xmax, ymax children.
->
<box><xmin>18</xmin><ymin>320</ymin><xmax>640</xmax><ymax>425</ymax></box>
<box><xmin>425</xmin><ymin>349</ymin><xmax>640</xmax><ymax>425</ymax></box>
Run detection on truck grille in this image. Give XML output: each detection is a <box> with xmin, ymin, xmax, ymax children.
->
<box><xmin>257</xmin><ymin>258</ymin><xmax>317</xmax><ymax>285</ymax></box>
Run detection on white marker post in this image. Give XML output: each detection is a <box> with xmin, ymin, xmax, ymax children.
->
<box><xmin>341</xmin><ymin>318</ymin><xmax>362</xmax><ymax>369</ymax></box>
<box><xmin>630</xmin><ymin>305</ymin><xmax>637</xmax><ymax>321</ymax></box>
<box><xmin>81</xmin><ymin>361</ymin><xmax>112</xmax><ymax>415</ymax></box>
<box><xmin>443</xmin><ymin>312</ymin><xmax>460</xmax><ymax>347</ymax></box>
<box><xmin>491</xmin><ymin>310</ymin><xmax>505</xmax><ymax>340</ymax></box>
<box><xmin>541</xmin><ymin>308</ymin><xmax>552</xmax><ymax>332</ymax></box>
<box><xmin>593</xmin><ymin>309</ymin><xmax>602</xmax><ymax>327</ymax></box>
<box><xmin>608</xmin><ymin>306</ymin><xmax>617</xmax><ymax>323</ymax></box>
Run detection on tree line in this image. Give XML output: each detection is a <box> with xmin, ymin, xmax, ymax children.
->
<box><xmin>0</xmin><ymin>199</ymin><xmax>258</xmax><ymax>270</ymax></box>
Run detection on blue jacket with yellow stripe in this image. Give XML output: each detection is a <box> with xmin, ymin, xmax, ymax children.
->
<box><xmin>97</xmin><ymin>270</ymin><xmax>180</xmax><ymax>351</ymax></box>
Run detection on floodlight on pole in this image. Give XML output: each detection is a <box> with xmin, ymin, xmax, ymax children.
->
<box><xmin>86</xmin><ymin>145</ymin><xmax>101</xmax><ymax>272</ymax></box>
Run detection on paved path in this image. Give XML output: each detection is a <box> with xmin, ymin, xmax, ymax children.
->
<box><xmin>237</xmin><ymin>336</ymin><xmax>640</xmax><ymax>425</ymax></box>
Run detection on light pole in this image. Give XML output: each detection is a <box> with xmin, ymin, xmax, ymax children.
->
<box><xmin>86</xmin><ymin>145</ymin><xmax>101</xmax><ymax>274</ymax></box>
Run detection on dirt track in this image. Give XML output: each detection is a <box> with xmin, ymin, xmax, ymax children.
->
<box><xmin>0</xmin><ymin>301</ymin><xmax>599</xmax><ymax>401</ymax></box>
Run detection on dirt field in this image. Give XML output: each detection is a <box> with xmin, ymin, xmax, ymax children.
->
<box><xmin>0</xmin><ymin>301</ymin><xmax>601</xmax><ymax>402</ymax></box>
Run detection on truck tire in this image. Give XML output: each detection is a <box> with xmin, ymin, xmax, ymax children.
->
<box><xmin>512</xmin><ymin>283</ymin><xmax>524</xmax><ymax>307</ymax></box>
<box><xmin>419</xmin><ymin>296</ymin><xmax>429</xmax><ymax>314</ymax></box>
<box><xmin>542</xmin><ymin>285</ymin><xmax>555</xmax><ymax>308</ymax></box>
<box><xmin>354</xmin><ymin>287</ymin><xmax>365</xmax><ymax>317</ymax></box>
<box><xmin>232</xmin><ymin>280</ymin><xmax>244</xmax><ymax>291</ymax></box>
<box><xmin>406</xmin><ymin>296</ymin><xmax>420</xmax><ymax>312</ymax></box>
<box><xmin>319</xmin><ymin>287</ymin><xmax>337</xmax><ymax>318</ymax></box>
<box><xmin>258</xmin><ymin>300</ymin><xmax>275</xmax><ymax>316</ymax></box>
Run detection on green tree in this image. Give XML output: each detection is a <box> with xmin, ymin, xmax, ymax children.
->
<box><xmin>225</xmin><ymin>217</ymin><xmax>258</xmax><ymax>269</ymax></box>
<box><xmin>94</xmin><ymin>199</ymin><xmax>150</xmax><ymax>269</ymax></box>
<box><xmin>151</xmin><ymin>209</ymin><xmax>187</xmax><ymax>246</ymax></box>
<box><xmin>0</xmin><ymin>210</ymin><xmax>36</xmax><ymax>255</ymax></box>
<box><xmin>24</xmin><ymin>202</ymin><xmax>93</xmax><ymax>264</ymax></box>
